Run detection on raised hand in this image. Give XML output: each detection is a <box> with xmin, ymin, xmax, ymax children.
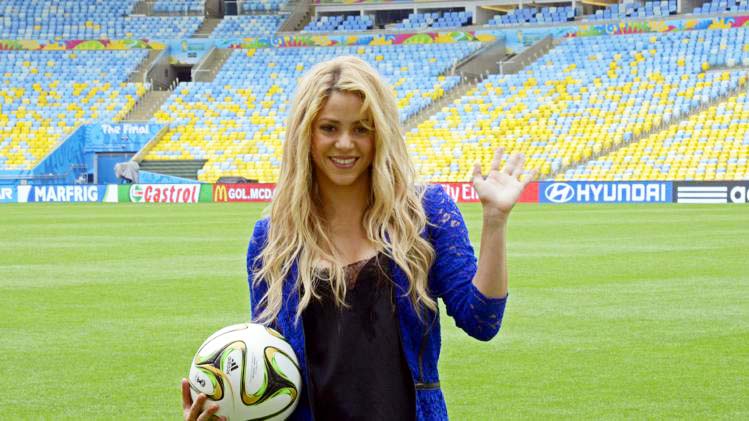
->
<box><xmin>472</xmin><ymin>147</ymin><xmax>538</xmax><ymax>221</ymax></box>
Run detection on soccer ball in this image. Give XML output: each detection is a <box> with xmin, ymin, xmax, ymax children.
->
<box><xmin>188</xmin><ymin>323</ymin><xmax>302</xmax><ymax>420</ymax></box>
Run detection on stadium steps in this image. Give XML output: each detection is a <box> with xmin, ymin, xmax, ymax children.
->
<box><xmin>281</xmin><ymin>0</ymin><xmax>303</xmax><ymax>13</ymax></box>
<box><xmin>404</xmin><ymin>76</ymin><xmax>484</xmax><ymax>131</ymax></box>
<box><xmin>138</xmin><ymin>160</ymin><xmax>207</xmax><ymax>180</ymax></box>
<box><xmin>123</xmin><ymin>91</ymin><xmax>173</xmax><ymax>122</ymax></box>
<box><xmin>707</xmin><ymin>64</ymin><xmax>749</xmax><ymax>74</ymax></box>
<box><xmin>498</xmin><ymin>35</ymin><xmax>556</xmax><ymax>74</ymax></box>
<box><xmin>128</xmin><ymin>50</ymin><xmax>164</xmax><ymax>83</ymax></box>
<box><xmin>548</xmin><ymin>73</ymin><xmax>749</xmax><ymax>180</ymax></box>
<box><xmin>193</xmin><ymin>48</ymin><xmax>233</xmax><ymax>82</ymax></box>
<box><xmin>278</xmin><ymin>0</ymin><xmax>312</xmax><ymax>32</ymax></box>
<box><xmin>194</xmin><ymin>18</ymin><xmax>222</xmax><ymax>38</ymax></box>
<box><xmin>450</xmin><ymin>38</ymin><xmax>508</xmax><ymax>79</ymax></box>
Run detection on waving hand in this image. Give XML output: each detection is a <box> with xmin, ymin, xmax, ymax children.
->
<box><xmin>472</xmin><ymin>147</ymin><xmax>538</xmax><ymax>221</ymax></box>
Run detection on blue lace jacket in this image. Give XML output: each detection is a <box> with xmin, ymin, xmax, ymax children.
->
<box><xmin>246</xmin><ymin>185</ymin><xmax>508</xmax><ymax>420</ymax></box>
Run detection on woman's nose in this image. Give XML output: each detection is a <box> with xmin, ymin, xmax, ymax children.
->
<box><xmin>334</xmin><ymin>131</ymin><xmax>354</xmax><ymax>150</ymax></box>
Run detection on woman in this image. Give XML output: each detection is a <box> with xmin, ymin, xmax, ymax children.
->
<box><xmin>182</xmin><ymin>56</ymin><xmax>536</xmax><ymax>420</ymax></box>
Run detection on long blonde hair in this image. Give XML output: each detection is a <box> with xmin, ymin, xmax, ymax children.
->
<box><xmin>253</xmin><ymin>56</ymin><xmax>436</xmax><ymax>324</ymax></box>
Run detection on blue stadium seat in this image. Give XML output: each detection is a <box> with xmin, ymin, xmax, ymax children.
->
<box><xmin>303</xmin><ymin>14</ymin><xmax>373</xmax><ymax>33</ymax></box>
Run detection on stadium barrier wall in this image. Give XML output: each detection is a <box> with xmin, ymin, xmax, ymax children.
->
<box><xmin>139</xmin><ymin>171</ymin><xmax>202</xmax><ymax>185</ymax></box>
<box><xmin>0</xmin><ymin>32</ymin><xmax>484</xmax><ymax>52</ymax></box>
<box><xmin>10</xmin><ymin>123</ymin><xmax>165</xmax><ymax>186</ymax></box>
<box><xmin>168</xmin><ymin>39</ymin><xmax>214</xmax><ymax>65</ymax></box>
<box><xmin>31</xmin><ymin>126</ymin><xmax>87</xmax><ymax>185</ymax></box>
<box><xmin>0</xmin><ymin>169</ymin><xmax>32</xmax><ymax>186</ymax></box>
<box><xmin>0</xmin><ymin>39</ymin><xmax>166</xmax><ymax>50</ymax></box>
<box><xmin>85</xmin><ymin>123</ymin><xmax>164</xmax><ymax>180</ymax></box>
<box><xmin>4</xmin><ymin>14</ymin><xmax>749</xmax><ymax>53</ymax></box>
<box><xmin>3</xmin><ymin>181</ymin><xmax>749</xmax><ymax>204</ymax></box>
<box><xmin>85</xmin><ymin>123</ymin><xmax>163</xmax><ymax>151</ymax></box>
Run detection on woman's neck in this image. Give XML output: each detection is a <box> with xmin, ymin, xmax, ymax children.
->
<box><xmin>318</xmin><ymin>177</ymin><xmax>370</xmax><ymax>225</ymax></box>
<box><xmin>315</xmin><ymin>174</ymin><xmax>377</xmax><ymax>265</ymax></box>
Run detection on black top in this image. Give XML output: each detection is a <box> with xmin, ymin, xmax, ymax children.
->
<box><xmin>302</xmin><ymin>253</ymin><xmax>416</xmax><ymax>421</ymax></box>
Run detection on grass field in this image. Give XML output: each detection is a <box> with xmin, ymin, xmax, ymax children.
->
<box><xmin>1</xmin><ymin>203</ymin><xmax>747</xmax><ymax>419</ymax></box>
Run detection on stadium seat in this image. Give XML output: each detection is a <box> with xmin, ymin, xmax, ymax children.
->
<box><xmin>563</xmin><ymin>89</ymin><xmax>749</xmax><ymax>181</ymax></box>
<box><xmin>486</xmin><ymin>7</ymin><xmax>575</xmax><ymax>27</ymax></box>
<box><xmin>212</xmin><ymin>15</ymin><xmax>286</xmax><ymax>38</ymax></box>
<box><xmin>303</xmin><ymin>14</ymin><xmax>373</xmax><ymax>33</ymax></box>
<box><xmin>396</xmin><ymin>11</ymin><xmax>472</xmax><ymax>30</ymax></box>
<box><xmin>152</xmin><ymin>0</ymin><xmax>204</xmax><ymax>15</ymax></box>
<box><xmin>0</xmin><ymin>0</ymin><xmax>202</xmax><ymax>39</ymax></box>
<box><xmin>240</xmin><ymin>0</ymin><xmax>288</xmax><ymax>13</ymax></box>
<box><xmin>0</xmin><ymin>50</ymin><xmax>148</xmax><ymax>170</ymax></box>
<box><xmin>406</xmin><ymin>28</ymin><xmax>749</xmax><ymax>182</ymax></box>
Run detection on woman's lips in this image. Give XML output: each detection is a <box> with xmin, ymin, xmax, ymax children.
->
<box><xmin>329</xmin><ymin>157</ymin><xmax>358</xmax><ymax>169</ymax></box>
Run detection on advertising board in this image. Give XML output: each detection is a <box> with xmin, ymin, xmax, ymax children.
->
<box><xmin>124</xmin><ymin>184</ymin><xmax>205</xmax><ymax>203</ymax></box>
<box><xmin>212</xmin><ymin>184</ymin><xmax>276</xmax><ymax>203</ymax></box>
<box><xmin>435</xmin><ymin>182</ymin><xmax>539</xmax><ymax>203</ymax></box>
<box><xmin>673</xmin><ymin>181</ymin><xmax>749</xmax><ymax>204</ymax></box>
<box><xmin>0</xmin><ymin>186</ymin><xmax>16</xmax><ymax>203</ymax></box>
<box><xmin>539</xmin><ymin>181</ymin><xmax>672</xmax><ymax>204</ymax></box>
<box><xmin>16</xmin><ymin>185</ymin><xmax>108</xmax><ymax>203</ymax></box>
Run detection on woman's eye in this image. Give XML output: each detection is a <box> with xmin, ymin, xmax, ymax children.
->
<box><xmin>320</xmin><ymin>125</ymin><xmax>335</xmax><ymax>133</ymax></box>
<box><xmin>355</xmin><ymin>126</ymin><xmax>370</xmax><ymax>135</ymax></box>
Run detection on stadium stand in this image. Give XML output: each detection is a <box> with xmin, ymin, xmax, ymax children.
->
<box><xmin>486</xmin><ymin>7</ymin><xmax>575</xmax><ymax>26</ymax></box>
<box><xmin>585</xmin><ymin>1</ymin><xmax>676</xmax><ymax>21</ymax></box>
<box><xmin>0</xmin><ymin>50</ymin><xmax>148</xmax><ymax>170</ymax></box>
<box><xmin>144</xmin><ymin>43</ymin><xmax>479</xmax><ymax>182</ymax></box>
<box><xmin>211</xmin><ymin>15</ymin><xmax>286</xmax><ymax>37</ymax></box>
<box><xmin>394</xmin><ymin>11</ymin><xmax>472</xmax><ymax>30</ymax></box>
<box><xmin>563</xmin><ymin>89</ymin><xmax>749</xmax><ymax>181</ymax></box>
<box><xmin>4</xmin><ymin>0</ymin><xmax>749</xmax><ymax>184</ymax></box>
<box><xmin>405</xmin><ymin>28</ymin><xmax>749</xmax><ymax>182</ymax></box>
<box><xmin>0</xmin><ymin>0</ymin><xmax>202</xmax><ymax>39</ymax></box>
<box><xmin>240</xmin><ymin>0</ymin><xmax>288</xmax><ymax>13</ymax></box>
<box><xmin>694</xmin><ymin>0</ymin><xmax>749</xmax><ymax>13</ymax></box>
<box><xmin>303</xmin><ymin>15</ymin><xmax>374</xmax><ymax>32</ymax></box>
<box><xmin>108</xmin><ymin>17</ymin><xmax>203</xmax><ymax>39</ymax></box>
<box><xmin>152</xmin><ymin>0</ymin><xmax>205</xmax><ymax>14</ymax></box>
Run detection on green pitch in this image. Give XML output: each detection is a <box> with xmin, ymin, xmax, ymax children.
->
<box><xmin>0</xmin><ymin>203</ymin><xmax>747</xmax><ymax>419</ymax></box>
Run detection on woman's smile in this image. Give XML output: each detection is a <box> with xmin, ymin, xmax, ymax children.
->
<box><xmin>329</xmin><ymin>156</ymin><xmax>358</xmax><ymax>168</ymax></box>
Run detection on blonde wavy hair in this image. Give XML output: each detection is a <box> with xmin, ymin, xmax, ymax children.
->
<box><xmin>252</xmin><ymin>55</ymin><xmax>436</xmax><ymax>324</ymax></box>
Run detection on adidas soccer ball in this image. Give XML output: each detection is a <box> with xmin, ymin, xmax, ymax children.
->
<box><xmin>188</xmin><ymin>323</ymin><xmax>302</xmax><ymax>420</ymax></box>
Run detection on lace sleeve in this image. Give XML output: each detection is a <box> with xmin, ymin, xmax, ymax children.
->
<box><xmin>425</xmin><ymin>185</ymin><xmax>507</xmax><ymax>341</ymax></box>
<box><xmin>247</xmin><ymin>218</ymin><xmax>269</xmax><ymax>322</ymax></box>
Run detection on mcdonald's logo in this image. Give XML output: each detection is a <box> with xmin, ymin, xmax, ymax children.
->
<box><xmin>211</xmin><ymin>184</ymin><xmax>275</xmax><ymax>202</ymax></box>
<box><xmin>213</xmin><ymin>184</ymin><xmax>228</xmax><ymax>202</ymax></box>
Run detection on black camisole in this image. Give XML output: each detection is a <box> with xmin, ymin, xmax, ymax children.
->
<box><xmin>302</xmin><ymin>253</ymin><xmax>416</xmax><ymax>420</ymax></box>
